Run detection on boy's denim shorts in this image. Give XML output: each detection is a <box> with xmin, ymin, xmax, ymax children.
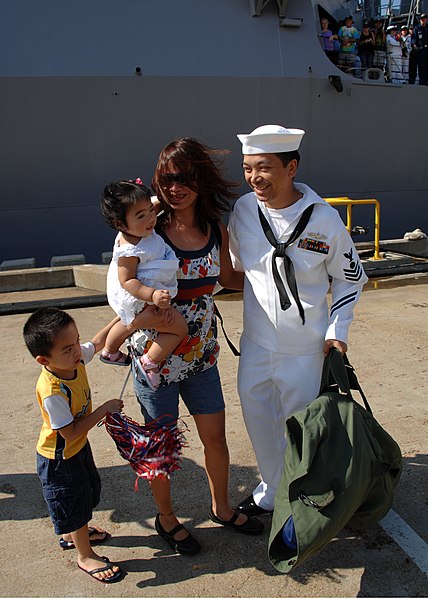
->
<box><xmin>36</xmin><ymin>441</ymin><xmax>101</xmax><ymax>535</ymax></box>
<box><xmin>133</xmin><ymin>363</ymin><xmax>225</xmax><ymax>425</ymax></box>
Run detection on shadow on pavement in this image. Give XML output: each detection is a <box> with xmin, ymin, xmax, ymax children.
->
<box><xmin>1</xmin><ymin>454</ymin><xmax>427</xmax><ymax>596</ymax></box>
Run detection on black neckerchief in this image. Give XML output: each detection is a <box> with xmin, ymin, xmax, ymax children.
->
<box><xmin>257</xmin><ymin>204</ymin><xmax>314</xmax><ymax>325</ymax></box>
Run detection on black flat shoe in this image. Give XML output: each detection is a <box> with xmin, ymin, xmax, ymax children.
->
<box><xmin>236</xmin><ymin>494</ymin><xmax>273</xmax><ymax>517</ymax></box>
<box><xmin>209</xmin><ymin>509</ymin><xmax>264</xmax><ymax>535</ymax></box>
<box><xmin>155</xmin><ymin>514</ymin><xmax>201</xmax><ymax>555</ymax></box>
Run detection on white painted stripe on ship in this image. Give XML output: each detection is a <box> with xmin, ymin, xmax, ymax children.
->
<box><xmin>379</xmin><ymin>510</ymin><xmax>428</xmax><ymax>577</ymax></box>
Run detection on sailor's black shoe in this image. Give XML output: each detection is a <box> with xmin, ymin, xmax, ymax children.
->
<box><xmin>236</xmin><ymin>494</ymin><xmax>273</xmax><ymax>517</ymax></box>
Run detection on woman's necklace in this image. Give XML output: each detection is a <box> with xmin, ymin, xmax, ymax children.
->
<box><xmin>169</xmin><ymin>217</ymin><xmax>209</xmax><ymax>250</ymax></box>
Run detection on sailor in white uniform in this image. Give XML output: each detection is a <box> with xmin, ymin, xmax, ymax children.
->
<box><xmin>228</xmin><ymin>125</ymin><xmax>368</xmax><ymax>515</ymax></box>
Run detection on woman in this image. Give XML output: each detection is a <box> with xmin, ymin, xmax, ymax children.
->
<box><xmin>319</xmin><ymin>17</ymin><xmax>339</xmax><ymax>65</ymax></box>
<box><xmin>358</xmin><ymin>21</ymin><xmax>375</xmax><ymax>70</ymax></box>
<box><xmin>372</xmin><ymin>18</ymin><xmax>387</xmax><ymax>71</ymax></box>
<box><xmin>129</xmin><ymin>138</ymin><xmax>263</xmax><ymax>555</ymax></box>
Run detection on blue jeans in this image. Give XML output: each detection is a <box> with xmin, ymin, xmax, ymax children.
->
<box><xmin>133</xmin><ymin>364</ymin><xmax>225</xmax><ymax>426</ymax></box>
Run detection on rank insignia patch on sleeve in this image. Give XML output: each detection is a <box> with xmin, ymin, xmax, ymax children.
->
<box><xmin>343</xmin><ymin>248</ymin><xmax>364</xmax><ymax>281</ymax></box>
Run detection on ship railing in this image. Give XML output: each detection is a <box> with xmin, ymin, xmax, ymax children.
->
<box><xmin>359</xmin><ymin>0</ymin><xmax>420</xmax><ymax>27</ymax></box>
<box><xmin>338</xmin><ymin>65</ymin><xmax>362</xmax><ymax>78</ymax></box>
<box><xmin>324</xmin><ymin>197</ymin><xmax>381</xmax><ymax>260</ymax></box>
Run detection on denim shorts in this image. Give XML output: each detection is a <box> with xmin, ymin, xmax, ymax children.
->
<box><xmin>36</xmin><ymin>441</ymin><xmax>101</xmax><ymax>535</ymax></box>
<box><xmin>133</xmin><ymin>363</ymin><xmax>225</xmax><ymax>425</ymax></box>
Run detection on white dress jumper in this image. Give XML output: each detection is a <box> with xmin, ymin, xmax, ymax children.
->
<box><xmin>229</xmin><ymin>183</ymin><xmax>368</xmax><ymax>510</ymax></box>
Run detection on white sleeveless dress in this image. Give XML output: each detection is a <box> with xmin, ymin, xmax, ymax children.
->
<box><xmin>106</xmin><ymin>231</ymin><xmax>179</xmax><ymax>325</ymax></box>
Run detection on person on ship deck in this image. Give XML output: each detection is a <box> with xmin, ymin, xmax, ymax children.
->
<box><xmin>337</xmin><ymin>15</ymin><xmax>362</xmax><ymax>78</ymax></box>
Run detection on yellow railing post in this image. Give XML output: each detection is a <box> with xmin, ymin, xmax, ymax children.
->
<box><xmin>347</xmin><ymin>203</ymin><xmax>352</xmax><ymax>235</ymax></box>
<box><xmin>324</xmin><ymin>197</ymin><xmax>381</xmax><ymax>260</ymax></box>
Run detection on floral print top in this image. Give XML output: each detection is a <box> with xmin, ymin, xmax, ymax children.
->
<box><xmin>129</xmin><ymin>226</ymin><xmax>221</xmax><ymax>385</ymax></box>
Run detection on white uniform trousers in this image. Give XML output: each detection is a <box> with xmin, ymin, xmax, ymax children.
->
<box><xmin>238</xmin><ymin>333</ymin><xmax>324</xmax><ymax>511</ymax></box>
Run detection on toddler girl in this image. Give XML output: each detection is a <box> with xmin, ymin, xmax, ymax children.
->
<box><xmin>100</xmin><ymin>179</ymin><xmax>188</xmax><ymax>389</ymax></box>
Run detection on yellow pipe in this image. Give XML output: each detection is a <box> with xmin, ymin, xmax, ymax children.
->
<box><xmin>347</xmin><ymin>203</ymin><xmax>352</xmax><ymax>234</ymax></box>
<box><xmin>324</xmin><ymin>197</ymin><xmax>381</xmax><ymax>260</ymax></box>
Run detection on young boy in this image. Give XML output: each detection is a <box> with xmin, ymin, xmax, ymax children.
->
<box><xmin>23</xmin><ymin>307</ymin><xmax>124</xmax><ymax>584</ymax></box>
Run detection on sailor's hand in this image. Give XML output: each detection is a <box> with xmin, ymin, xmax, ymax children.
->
<box><xmin>323</xmin><ymin>339</ymin><xmax>347</xmax><ymax>356</ymax></box>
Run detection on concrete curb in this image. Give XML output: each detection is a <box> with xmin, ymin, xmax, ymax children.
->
<box><xmin>0</xmin><ymin>266</ymin><xmax>75</xmax><ymax>293</ymax></box>
<box><xmin>2</xmin><ymin>254</ymin><xmax>428</xmax><ymax>316</ymax></box>
<box><xmin>0</xmin><ymin>294</ymin><xmax>108</xmax><ymax>316</ymax></box>
<box><xmin>0</xmin><ymin>264</ymin><xmax>109</xmax><ymax>293</ymax></box>
<box><xmin>0</xmin><ymin>264</ymin><xmax>109</xmax><ymax>315</ymax></box>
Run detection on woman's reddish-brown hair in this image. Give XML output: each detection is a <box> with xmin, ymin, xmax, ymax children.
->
<box><xmin>152</xmin><ymin>137</ymin><xmax>239</xmax><ymax>235</ymax></box>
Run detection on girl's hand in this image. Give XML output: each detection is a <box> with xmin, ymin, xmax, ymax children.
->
<box><xmin>152</xmin><ymin>289</ymin><xmax>171</xmax><ymax>309</ymax></box>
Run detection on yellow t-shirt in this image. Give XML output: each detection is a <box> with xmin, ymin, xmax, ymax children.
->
<box><xmin>36</xmin><ymin>343</ymin><xmax>95</xmax><ymax>459</ymax></box>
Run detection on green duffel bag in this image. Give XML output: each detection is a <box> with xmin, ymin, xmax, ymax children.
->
<box><xmin>268</xmin><ymin>348</ymin><xmax>402</xmax><ymax>573</ymax></box>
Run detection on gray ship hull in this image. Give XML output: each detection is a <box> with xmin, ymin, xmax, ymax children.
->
<box><xmin>1</xmin><ymin>0</ymin><xmax>427</xmax><ymax>266</ymax></box>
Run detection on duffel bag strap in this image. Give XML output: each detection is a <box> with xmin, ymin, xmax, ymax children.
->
<box><xmin>320</xmin><ymin>348</ymin><xmax>373</xmax><ymax>414</ymax></box>
<box><xmin>320</xmin><ymin>347</ymin><xmax>351</xmax><ymax>395</ymax></box>
<box><xmin>342</xmin><ymin>354</ymin><xmax>372</xmax><ymax>414</ymax></box>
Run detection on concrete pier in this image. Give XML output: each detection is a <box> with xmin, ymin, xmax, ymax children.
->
<box><xmin>0</xmin><ymin>272</ymin><xmax>427</xmax><ymax>597</ymax></box>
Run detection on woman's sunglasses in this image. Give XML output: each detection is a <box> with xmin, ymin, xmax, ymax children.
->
<box><xmin>158</xmin><ymin>173</ymin><xmax>193</xmax><ymax>187</ymax></box>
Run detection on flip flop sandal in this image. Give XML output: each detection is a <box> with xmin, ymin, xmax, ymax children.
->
<box><xmin>154</xmin><ymin>513</ymin><xmax>201</xmax><ymax>555</ymax></box>
<box><xmin>78</xmin><ymin>556</ymin><xmax>123</xmax><ymax>584</ymax></box>
<box><xmin>209</xmin><ymin>509</ymin><xmax>264</xmax><ymax>535</ymax></box>
<box><xmin>99</xmin><ymin>351</ymin><xmax>131</xmax><ymax>366</ymax></box>
<box><xmin>59</xmin><ymin>527</ymin><xmax>111</xmax><ymax>550</ymax></box>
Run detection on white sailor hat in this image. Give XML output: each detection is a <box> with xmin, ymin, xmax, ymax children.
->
<box><xmin>237</xmin><ymin>124</ymin><xmax>305</xmax><ymax>155</ymax></box>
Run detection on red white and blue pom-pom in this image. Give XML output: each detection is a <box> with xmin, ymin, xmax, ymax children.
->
<box><xmin>104</xmin><ymin>411</ymin><xmax>188</xmax><ymax>490</ymax></box>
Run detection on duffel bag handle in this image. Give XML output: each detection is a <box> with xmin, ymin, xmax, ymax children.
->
<box><xmin>320</xmin><ymin>348</ymin><xmax>351</xmax><ymax>395</ymax></box>
<box><xmin>320</xmin><ymin>348</ymin><xmax>373</xmax><ymax>414</ymax></box>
